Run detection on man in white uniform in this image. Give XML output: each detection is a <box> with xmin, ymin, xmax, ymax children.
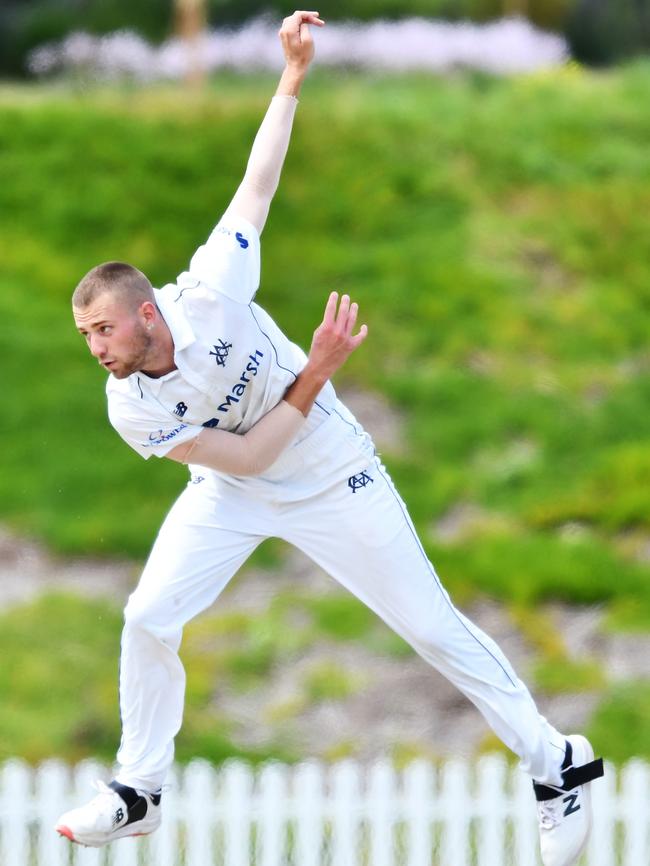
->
<box><xmin>56</xmin><ymin>11</ymin><xmax>603</xmax><ymax>866</ymax></box>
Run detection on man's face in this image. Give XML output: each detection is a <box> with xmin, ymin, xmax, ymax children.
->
<box><xmin>73</xmin><ymin>292</ymin><xmax>153</xmax><ymax>380</ymax></box>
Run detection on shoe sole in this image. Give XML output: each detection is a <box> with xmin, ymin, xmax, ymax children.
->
<box><xmin>55</xmin><ymin>821</ymin><xmax>160</xmax><ymax>848</ymax></box>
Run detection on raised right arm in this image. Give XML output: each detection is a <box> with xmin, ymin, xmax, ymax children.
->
<box><xmin>223</xmin><ymin>11</ymin><xmax>324</xmax><ymax>235</ymax></box>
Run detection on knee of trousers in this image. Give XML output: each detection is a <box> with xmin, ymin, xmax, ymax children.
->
<box><xmin>401</xmin><ymin>615</ymin><xmax>519</xmax><ymax>689</ymax></box>
<box><xmin>122</xmin><ymin>593</ymin><xmax>181</xmax><ymax>646</ymax></box>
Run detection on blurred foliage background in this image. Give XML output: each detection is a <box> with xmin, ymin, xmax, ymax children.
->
<box><xmin>2</xmin><ymin>1</ymin><xmax>650</xmax><ymax>767</ymax></box>
<box><xmin>2</xmin><ymin>0</ymin><xmax>650</xmax><ymax>78</ymax></box>
<box><xmin>2</xmin><ymin>63</ymin><xmax>650</xmax><ymax>763</ymax></box>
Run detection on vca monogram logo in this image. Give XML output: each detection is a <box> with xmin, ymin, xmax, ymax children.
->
<box><xmin>209</xmin><ymin>339</ymin><xmax>232</xmax><ymax>367</ymax></box>
<box><xmin>348</xmin><ymin>471</ymin><xmax>373</xmax><ymax>493</ymax></box>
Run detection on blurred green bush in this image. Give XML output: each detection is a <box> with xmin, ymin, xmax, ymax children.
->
<box><xmin>567</xmin><ymin>0</ymin><xmax>650</xmax><ymax>65</ymax></box>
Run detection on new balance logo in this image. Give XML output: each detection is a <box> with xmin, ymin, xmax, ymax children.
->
<box><xmin>113</xmin><ymin>807</ymin><xmax>124</xmax><ymax>826</ymax></box>
<box><xmin>348</xmin><ymin>471</ymin><xmax>373</xmax><ymax>493</ymax></box>
<box><xmin>174</xmin><ymin>402</ymin><xmax>188</xmax><ymax>417</ymax></box>
<box><xmin>210</xmin><ymin>340</ymin><xmax>232</xmax><ymax>367</ymax></box>
<box><xmin>563</xmin><ymin>793</ymin><xmax>580</xmax><ymax>817</ymax></box>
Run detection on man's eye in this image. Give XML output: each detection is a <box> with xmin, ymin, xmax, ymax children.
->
<box><xmin>100</xmin><ymin>326</ymin><xmax>112</xmax><ymax>334</ymax></box>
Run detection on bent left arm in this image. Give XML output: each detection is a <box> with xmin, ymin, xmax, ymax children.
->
<box><xmin>166</xmin><ymin>292</ymin><xmax>367</xmax><ymax>475</ymax></box>
<box><xmin>169</xmin><ymin>400</ymin><xmax>306</xmax><ymax>476</ymax></box>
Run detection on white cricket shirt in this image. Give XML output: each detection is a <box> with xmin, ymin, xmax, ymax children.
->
<box><xmin>106</xmin><ymin>215</ymin><xmax>336</xmax><ymax>463</ymax></box>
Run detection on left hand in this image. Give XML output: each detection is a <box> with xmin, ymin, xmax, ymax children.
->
<box><xmin>307</xmin><ymin>291</ymin><xmax>368</xmax><ymax>381</ymax></box>
<box><xmin>279</xmin><ymin>10</ymin><xmax>325</xmax><ymax>71</ymax></box>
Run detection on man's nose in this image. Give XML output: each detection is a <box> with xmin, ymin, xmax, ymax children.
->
<box><xmin>89</xmin><ymin>334</ymin><xmax>106</xmax><ymax>357</ymax></box>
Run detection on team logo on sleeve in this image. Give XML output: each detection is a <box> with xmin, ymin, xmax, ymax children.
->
<box><xmin>209</xmin><ymin>339</ymin><xmax>232</xmax><ymax>367</ymax></box>
<box><xmin>146</xmin><ymin>424</ymin><xmax>188</xmax><ymax>446</ymax></box>
<box><xmin>213</xmin><ymin>226</ymin><xmax>249</xmax><ymax>249</ymax></box>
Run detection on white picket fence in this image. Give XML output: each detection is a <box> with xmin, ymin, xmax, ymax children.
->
<box><xmin>0</xmin><ymin>756</ymin><xmax>647</xmax><ymax>866</ymax></box>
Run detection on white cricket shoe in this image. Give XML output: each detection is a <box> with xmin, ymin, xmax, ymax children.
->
<box><xmin>534</xmin><ymin>735</ymin><xmax>604</xmax><ymax>866</ymax></box>
<box><xmin>55</xmin><ymin>780</ymin><xmax>161</xmax><ymax>847</ymax></box>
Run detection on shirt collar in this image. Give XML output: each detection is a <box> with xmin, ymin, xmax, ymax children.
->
<box><xmin>154</xmin><ymin>284</ymin><xmax>196</xmax><ymax>354</ymax></box>
<box><xmin>143</xmin><ymin>283</ymin><xmax>213</xmax><ymax>397</ymax></box>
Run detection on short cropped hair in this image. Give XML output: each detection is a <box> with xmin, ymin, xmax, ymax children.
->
<box><xmin>72</xmin><ymin>262</ymin><xmax>154</xmax><ymax>312</ymax></box>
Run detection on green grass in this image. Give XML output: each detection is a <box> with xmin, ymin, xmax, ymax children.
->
<box><xmin>0</xmin><ymin>590</ymin><xmax>412</xmax><ymax>765</ymax></box>
<box><xmin>588</xmin><ymin>681</ymin><xmax>650</xmax><ymax>763</ymax></box>
<box><xmin>303</xmin><ymin>662</ymin><xmax>363</xmax><ymax>703</ymax></box>
<box><xmin>278</xmin><ymin>591</ymin><xmax>413</xmax><ymax>656</ymax></box>
<box><xmin>530</xmin><ymin>658</ymin><xmax>606</xmax><ymax>695</ymax></box>
<box><xmin>0</xmin><ymin>594</ymin><xmax>123</xmax><ymax>763</ymax></box>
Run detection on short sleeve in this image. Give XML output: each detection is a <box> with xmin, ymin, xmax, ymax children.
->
<box><xmin>181</xmin><ymin>215</ymin><xmax>261</xmax><ymax>304</ymax></box>
<box><xmin>107</xmin><ymin>395</ymin><xmax>201</xmax><ymax>460</ymax></box>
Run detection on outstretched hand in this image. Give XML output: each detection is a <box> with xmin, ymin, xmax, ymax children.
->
<box><xmin>307</xmin><ymin>291</ymin><xmax>368</xmax><ymax>382</ymax></box>
<box><xmin>279</xmin><ymin>10</ymin><xmax>325</xmax><ymax>71</ymax></box>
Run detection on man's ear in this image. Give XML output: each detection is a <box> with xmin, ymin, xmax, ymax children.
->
<box><xmin>140</xmin><ymin>300</ymin><xmax>158</xmax><ymax>329</ymax></box>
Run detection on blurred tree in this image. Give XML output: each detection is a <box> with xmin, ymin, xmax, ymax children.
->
<box><xmin>567</xmin><ymin>0</ymin><xmax>650</xmax><ymax>64</ymax></box>
<box><xmin>176</xmin><ymin>0</ymin><xmax>207</xmax><ymax>35</ymax></box>
<box><xmin>503</xmin><ymin>0</ymin><xmax>528</xmax><ymax>14</ymax></box>
<box><xmin>528</xmin><ymin>0</ymin><xmax>572</xmax><ymax>30</ymax></box>
<box><xmin>0</xmin><ymin>0</ymin><xmax>171</xmax><ymax>77</ymax></box>
<box><xmin>175</xmin><ymin>0</ymin><xmax>207</xmax><ymax>86</ymax></box>
<box><xmin>204</xmin><ymin>0</ymin><xmax>571</xmax><ymax>30</ymax></box>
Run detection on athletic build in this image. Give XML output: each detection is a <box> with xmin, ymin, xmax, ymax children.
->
<box><xmin>57</xmin><ymin>12</ymin><xmax>603</xmax><ymax>866</ymax></box>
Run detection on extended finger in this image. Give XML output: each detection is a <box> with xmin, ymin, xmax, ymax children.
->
<box><xmin>323</xmin><ymin>291</ymin><xmax>338</xmax><ymax>327</ymax></box>
<box><xmin>335</xmin><ymin>294</ymin><xmax>350</xmax><ymax>330</ymax></box>
<box><xmin>344</xmin><ymin>301</ymin><xmax>359</xmax><ymax>337</ymax></box>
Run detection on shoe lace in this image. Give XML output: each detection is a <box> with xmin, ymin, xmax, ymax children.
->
<box><xmin>538</xmin><ymin>797</ymin><xmax>561</xmax><ymax>830</ymax></box>
<box><xmin>88</xmin><ymin>780</ymin><xmax>123</xmax><ymax>818</ymax></box>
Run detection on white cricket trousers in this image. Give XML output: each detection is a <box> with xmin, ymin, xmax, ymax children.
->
<box><xmin>116</xmin><ymin>404</ymin><xmax>567</xmax><ymax>792</ymax></box>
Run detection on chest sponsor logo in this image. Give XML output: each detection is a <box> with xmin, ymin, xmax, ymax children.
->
<box><xmin>217</xmin><ymin>349</ymin><xmax>264</xmax><ymax>414</ymax></box>
<box><xmin>209</xmin><ymin>339</ymin><xmax>232</xmax><ymax>367</ymax></box>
